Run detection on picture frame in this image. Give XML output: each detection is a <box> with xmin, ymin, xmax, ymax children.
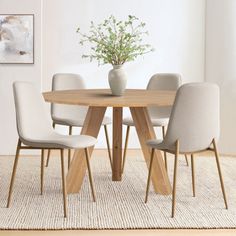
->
<box><xmin>0</xmin><ymin>14</ymin><xmax>34</xmax><ymax>64</ymax></box>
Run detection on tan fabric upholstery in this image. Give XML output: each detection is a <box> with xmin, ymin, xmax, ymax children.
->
<box><xmin>147</xmin><ymin>83</ymin><xmax>220</xmax><ymax>153</ymax></box>
<box><xmin>123</xmin><ymin>73</ymin><xmax>181</xmax><ymax>127</ymax></box>
<box><xmin>13</xmin><ymin>82</ymin><xmax>97</xmax><ymax>149</ymax></box>
<box><xmin>51</xmin><ymin>73</ymin><xmax>111</xmax><ymax>127</ymax></box>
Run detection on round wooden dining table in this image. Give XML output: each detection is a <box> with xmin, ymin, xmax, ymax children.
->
<box><xmin>43</xmin><ymin>89</ymin><xmax>176</xmax><ymax>195</ymax></box>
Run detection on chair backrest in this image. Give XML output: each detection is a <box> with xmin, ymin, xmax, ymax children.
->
<box><xmin>51</xmin><ymin>73</ymin><xmax>88</xmax><ymax>121</ymax></box>
<box><xmin>147</xmin><ymin>73</ymin><xmax>181</xmax><ymax>119</ymax></box>
<box><xmin>163</xmin><ymin>83</ymin><xmax>220</xmax><ymax>153</ymax></box>
<box><xmin>13</xmin><ymin>82</ymin><xmax>53</xmax><ymax>142</ymax></box>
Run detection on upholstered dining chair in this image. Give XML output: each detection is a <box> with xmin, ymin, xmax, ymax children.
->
<box><xmin>145</xmin><ymin>83</ymin><xmax>228</xmax><ymax>217</ymax></box>
<box><xmin>8</xmin><ymin>81</ymin><xmax>97</xmax><ymax>217</ymax></box>
<box><xmin>122</xmin><ymin>73</ymin><xmax>188</xmax><ymax>173</ymax></box>
<box><xmin>45</xmin><ymin>73</ymin><xmax>112</xmax><ymax>169</ymax></box>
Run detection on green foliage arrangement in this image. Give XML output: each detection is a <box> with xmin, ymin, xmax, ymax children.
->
<box><xmin>77</xmin><ymin>15</ymin><xmax>154</xmax><ymax>65</ymax></box>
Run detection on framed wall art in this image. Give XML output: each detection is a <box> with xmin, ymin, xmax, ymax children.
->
<box><xmin>0</xmin><ymin>14</ymin><xmax>34</xmax><ymax>64</ymax></box>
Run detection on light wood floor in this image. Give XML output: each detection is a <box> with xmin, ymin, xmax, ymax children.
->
<box><xmin>0</xmin><ymin>149</ymin><xmax>235</xmax><ymax>236</ymax></box>
<box><xmin>0</xmin><ymin>229</ymin><xmax>236</xmax><ymax>236</ymax></box>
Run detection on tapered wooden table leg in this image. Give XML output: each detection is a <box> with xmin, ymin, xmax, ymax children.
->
<box><xmin>130</xmin><ymin>107</ymin><xmax>172</xmax><ymax>195</ymax></box>
<box><xmin>66</xmin><ymin>106</ymin><xmax>106</xmax><ymax>194</ymax></box>
<box><xmin>112</xmin><ymin>107</ymin><xmax>123</xmax><ymax>181</ymax></box>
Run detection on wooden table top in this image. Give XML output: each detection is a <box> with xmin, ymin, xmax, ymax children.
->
<box><xmin>43</xmin><ymin>89</ymin><xmax>176</xmax><ymax>107</ymax></box>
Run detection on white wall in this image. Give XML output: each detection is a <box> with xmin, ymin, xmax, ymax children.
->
<box><xmin>205</xmin><ymin>0</ymin><xmax>236</xmax><ymax>154</ymax></box>
<box><xmin>0</xmin><ymin>0</ymin><xmax>42</xmax><ymax>154</ymax></box>
<box><xmin>0</xmin><ymin>0</ymin><xmax>206</xmax><ymax>154</ymax></box>
<box><xmin>42</xmin><ymin>0</ymin><xmax>206</xmax><ymax>148</ymax></box>
<box><xmin>2</xmin><ymin>0</ymin><xmax>236</xmax><ymax>155</ymax></box>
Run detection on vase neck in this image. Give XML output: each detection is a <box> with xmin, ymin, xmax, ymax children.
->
<box><xmin>113</xmin><ymin>65</ymin><xmax>123</xmax><ymax>69</ymax></box>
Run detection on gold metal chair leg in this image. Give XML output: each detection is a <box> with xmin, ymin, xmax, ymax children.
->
<box><xmin>60</xmin><ymin>149</ymin><xmax>67</xmax><ymax>218</ymax></box>
<box><xmin>161</xmin><ymin>126</ymin><xmax>168</xmax><ymax>172</ymax></box>
<box><xmin>212</xmin><ymin>139</ymin><xmax>228</xmax><ymax>209</ymax></box>
<box><xmin>104</xmin><ymin>125</ymin><xmax>112</xmax><ymax>169</ymax></box>
<box><xmin>40</xmin><ymin>149</ymin><xmax>45</xmax><ymax>195</ymax></box>
<box><xmin>7</xmin><ymin>139</ymin><xmax>21</xmax><ymax>208</ymax></box>
<box><xmin>68</xmin><ymin>126</ymin><xmax>72</xmax><ymax>170</ymax></box>
<box><xmin>45</xmin><ymin>122</ymin><xmax>55</xmax><ymax>167</ymax></box>
<box><xmin>191</xmin><ymin>154</ymin><xmax>195</xmax><ymax>197</ymax></box>
<box><xmin>84</xmin><ymin>148</ymin><xmax>96</xmax><ymax>202</ymax></box>
<box><xmin>171</xmin><ymin>140</ymin><xmax>179</xmax><ymax>218</ymax></box>
<box><xmin>122</xmin><ymin>125</ymin><xmax>130</xmax><ymax>173</ymax></box>
<box><xmin>185</xmin><ymin>154</ymin><xmax>189</xmax><ymax>166</ymax></box>
<box><xmin>145</xmin><ymin>148</ymin><xmax>155</xmax><ymax>203</ymax></box>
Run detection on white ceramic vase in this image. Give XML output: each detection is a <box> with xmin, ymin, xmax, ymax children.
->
<box><xmin>108</xmin><ymin>65</ymin><xmax>127</xmax><ymax>96</ymax></box>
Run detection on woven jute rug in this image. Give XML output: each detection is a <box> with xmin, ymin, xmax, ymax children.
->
<box><xmin>0</xmin><ymin>152</ymin><xmax>235</xmax><ymax>230</ymax></box>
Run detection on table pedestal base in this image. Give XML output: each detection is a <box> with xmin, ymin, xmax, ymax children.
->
<box><xmin>66</xmin><ymin>106</ymin><xmax>172</xmax><ymax>195</ymax></box>
<box><xmin>112</xmin><ymin>107</ymin><xmax>123</xmax><ymax>181</ymax></box>
<box><xmin>66</xmin><ymin>107</ymin><xmax>106</xmax><ymax>194</ymax></box>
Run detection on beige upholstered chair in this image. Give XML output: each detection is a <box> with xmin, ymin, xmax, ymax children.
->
<box><xmin>145</xmin><ymin>83</ymin><xmax>228</xmax><ymax>217</ymax></box>
<box><xmin>8</xmin><ymin>82</ymin><xmax>97</xmax><ymax>217</ymax></box>
<box><xmin>46</xmin><ymin>73</ymin><xmax>112</xmax><ymax>169</ymax></box>
<box><xmin>122</xmin><ymin>73</ymin><xmax>187</xmax><ymax>173</ymax></box>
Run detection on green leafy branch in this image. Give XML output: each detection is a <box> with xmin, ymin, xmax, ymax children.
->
<box><xmin>77</xmin><ymin>15</ymin><xmax>154</xmax><ymax>65</ymax></box>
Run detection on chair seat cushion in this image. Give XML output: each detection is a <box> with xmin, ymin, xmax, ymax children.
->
<box><xmin>146</xmin><ymin>139</ymin><xmax>166</xmax><ymax>150</ymax></box>
<box><xmin>21</xmin><ymin>133</ymin><xmax>97</xmax><ymax>149</ymax></box>
<box><xmin>52</xmin><ymin>116</ymin><xmax>111</xmax><ymax>127</ymax></box>
<box><xmin>122</xmin><ymin>117</ymin><xmax>169</xmax><ymax>127</ymax></box>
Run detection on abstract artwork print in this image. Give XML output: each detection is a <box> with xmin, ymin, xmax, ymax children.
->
<box><xmin>0</xmin><ymin>14</ymin><xmax>34</xmax><ymax>64</ymax></box>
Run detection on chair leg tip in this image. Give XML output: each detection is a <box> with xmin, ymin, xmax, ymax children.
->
<box><xmin>6</xmin><ymin>200</ymin><xmax>10</xmax><ymax>208</ymax></box>
<box><xmin>144</xmin><ymin>197</ymin><xmax>148</xmax><ymax>203</ymax></box>
<box><xmin>63</xmin><ymin>209</ymin><xmax>67</xmax><ymax>218</ymax></box>
<box><xmin>93</xmin><ymin>196</ymin><xmax>96</xmax><ymax>202</ymax></box>
<box><xmin>171</xmin><ymin>211</ymin><xmax>175</xmax><ymax>218</ymax></box>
